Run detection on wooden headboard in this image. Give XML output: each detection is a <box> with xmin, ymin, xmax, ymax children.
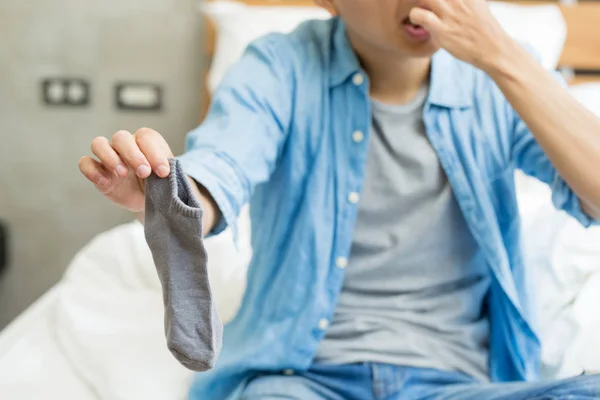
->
<box><xmin>201</xmin><ymin>0</ymin><xmax>600</xmax><ymax>118</ymax></box>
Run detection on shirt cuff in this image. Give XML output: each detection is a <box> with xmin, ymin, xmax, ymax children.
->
<box><xmin>176</xmin><ymin>149</ymin><xmax>243</xmax><ymax>242</ymax></box>
<box><xmin>552</xmin><ymin>174</ymin><xmax>599</xmax><ymax>228</ymax></box>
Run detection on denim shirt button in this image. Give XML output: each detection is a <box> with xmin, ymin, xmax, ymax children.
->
<box><xmin>336</xmin><ymin>257</ymin><xmax>348</xmax><ymax>269</ymax></box>
<box><xmin>318</xmin><ymin>319</ymin><xmax>330</xmax><ymax>330</ymax></box>
<box><xmin>352</xmin><ymin>73</ymin><xmax>365</xmax><ymax>86</ymax></box>
<box><xmin>348</xmin><ymin>192</ymin><xmax>360</xmax><ymax>204</ymax></box>
<box><xmin>352</xmin><ymin>130</ymin><xmax>365</xmax><ymax>143</ymax></box>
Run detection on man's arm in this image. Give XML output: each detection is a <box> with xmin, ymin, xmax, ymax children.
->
<box><xmin>483</xmin><ymin>43</ymin><xmax>600</xmax><ymax>220</ymax></box>
<box><xmin>132</xmin><ymin>33</ymin><xmax>294</xmax><ymax>237</ymax></box>
<box><xmin>410</xmin><ymin>0</ymin><xmax>600</xmax><ymax>220</ymax></box>
<box><xmin>187</xmin><ymin>178</ymin><xmax>223</xmax><ymax>236</ymax></box>
<box><xmin>176</xmin><ymin>35</ymin><xmax>294</xmax><ymax>242</ymax></box>
<box><xmin>134</xmin><ymin>35</ymin><xmax>293</xmax><ymax>240</ymax></box>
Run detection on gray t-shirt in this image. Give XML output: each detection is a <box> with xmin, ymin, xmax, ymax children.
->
<box><xmin>315</xmin><ymin>86</ymin><xmax>492</xmax><ymax>381</ymax></box>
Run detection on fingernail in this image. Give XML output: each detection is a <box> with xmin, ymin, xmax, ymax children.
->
<box><xmin>98</xmin><ymin>177</ymin><xmax>110</xmax><ymax>187</ymax></box>
<box><xmin>115</xmin><ymin>164</ymin><xmax>127</xmax><ymax>177</ymax></box>
<box><xmin>137</xmin><ymin>164</ymin><xmax>151</xmax><ymax>177</ymax></box>
<box><xmin>157</xmin><ymin>164</ymin><xmax>169</xmax><ymax>177</ymax></box>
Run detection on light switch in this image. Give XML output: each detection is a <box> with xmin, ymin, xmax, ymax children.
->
<box><xmin>115</xmin><ymin>83</ymin><xmax>162</xmax><ymax>111</ymax></box>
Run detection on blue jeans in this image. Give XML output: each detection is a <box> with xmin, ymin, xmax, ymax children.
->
<box><xmin>240</xmin><ymin>363</ymin><xmax>600</xmax><ymax>400</ymax></box>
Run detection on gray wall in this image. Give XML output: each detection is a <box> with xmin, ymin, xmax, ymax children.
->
<box><xmin>0</xmin><ymin>0</ymin><xmax>206</xmax><ymax>327</ymax></box>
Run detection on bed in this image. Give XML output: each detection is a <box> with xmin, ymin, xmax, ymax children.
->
<box><xmin>1</xmin><ymin>1</ymin><xmax>600</xmax><ymax>399</ymax></box>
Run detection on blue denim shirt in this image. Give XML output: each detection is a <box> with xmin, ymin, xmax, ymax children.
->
<box><xmin>178</xmin><ymin>17</ymin><xmax>597</xmax><ymax>400</ymax></box>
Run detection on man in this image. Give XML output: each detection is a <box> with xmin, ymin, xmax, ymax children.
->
<box><xmin>79</xmin><ymin>0</ymin><xmax>600</xmax><ymax>398</ymax></box>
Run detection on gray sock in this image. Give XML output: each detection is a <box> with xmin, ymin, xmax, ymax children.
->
<box><xmin>144</xmin><ymin>158</ymin><xmax>222</xmax><ymax>372</ymax></box>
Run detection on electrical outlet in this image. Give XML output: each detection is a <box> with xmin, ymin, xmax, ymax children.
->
<box><xmin>42</xmin><ymin>78</ymin><xmax>90</xmax><ymax>107</ymax></box>
<box><xmin>66</xmin><ymin>79</ymin><xmax>89</xmax><ymax>105</ymax></box>
<box><xmin>115</xmin><ymin>82</ymin><xmax>162</xmax><ymax>111</ymax></box>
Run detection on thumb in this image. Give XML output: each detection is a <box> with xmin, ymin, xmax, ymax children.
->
<box><xmin>408</xmin><ymin>8</ymin><xmax>444</xmax><ymax>34</ymax></box>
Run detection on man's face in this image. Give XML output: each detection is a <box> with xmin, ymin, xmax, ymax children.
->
<box><xmin>324</xmin><ymin>0</ymin><xmax>439</xmax><ymax>58</ymax></box>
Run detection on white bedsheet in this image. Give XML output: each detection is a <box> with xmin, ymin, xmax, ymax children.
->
<box><xmin>0</xmin><ymin>287</ymin><xmax>96</xmax><ymax>400</ymax></box>
<box><xmin>0</xmin><ymin>216</ymin><xmax>251</xmax><ymax>400</ymax></box>
<box><xmin>53</xmin><ymin>223</ymin><xmax>194</xmax><ymax>400</ymax></box>
<box><xmin>516</xmin><ymin>172</ymin><xmax>600</xmax><ymax>378</ymax></box>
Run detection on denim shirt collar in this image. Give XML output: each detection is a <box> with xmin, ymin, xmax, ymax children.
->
<box><xmin>329</xmin><ymin>17</ymin><xmax>474</xmax><ymax>109</ymax></box>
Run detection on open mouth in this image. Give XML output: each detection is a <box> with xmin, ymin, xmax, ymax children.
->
<box><xmin>402</xmin><ymin>16</ymin><xmax>422</xmax><ymax>29</ymax></box>
<box><xmin>401</xmin><ymin>12</ymin><xmax>431</xmax><ymax>41</ymax></box>
<box><xmin>402</xmin><ymin>17</ymin><xmax>420</xmax><ymax>26</ymax></box>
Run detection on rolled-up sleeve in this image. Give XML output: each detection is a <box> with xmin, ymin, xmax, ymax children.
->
<box><xmin>178</xmin><ymin>35</ymin><xmax>293</xmax><ymax>240</ymax></box>
<box><xmin>511</xmin><ymin>71</ymin><xmax>599</xmax><ymax>228</ymax></box>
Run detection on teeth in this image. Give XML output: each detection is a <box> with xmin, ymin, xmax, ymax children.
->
<box><xmin>403</xmin><ymin>16</ymin><xmax>422</xmax><ymax>28</ymax></box>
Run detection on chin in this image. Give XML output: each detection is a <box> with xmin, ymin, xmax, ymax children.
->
<box><xmin>398</xmin><ymin>40</ymin><xmax>439</xmax><ymax>58</ymax></box>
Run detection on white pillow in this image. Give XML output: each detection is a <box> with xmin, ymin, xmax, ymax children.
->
<box><xmin>201</xmin><ymin>1</ymin><xmax>329</xmax><ymax>92</ymax></box>
<box><xmin>201</xmin><ymin>1</ymin><xmax>567</xmax><ymax>93</ymax></box>
<box><xmin>488</xmin><ymin>2</ymin><xmax>567</xmax><ymax>70</ymax></box>
<box><xmin>569</xmin><ymin>83</ymin><xmax>600</xmax><ymax>117</ymax></box>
